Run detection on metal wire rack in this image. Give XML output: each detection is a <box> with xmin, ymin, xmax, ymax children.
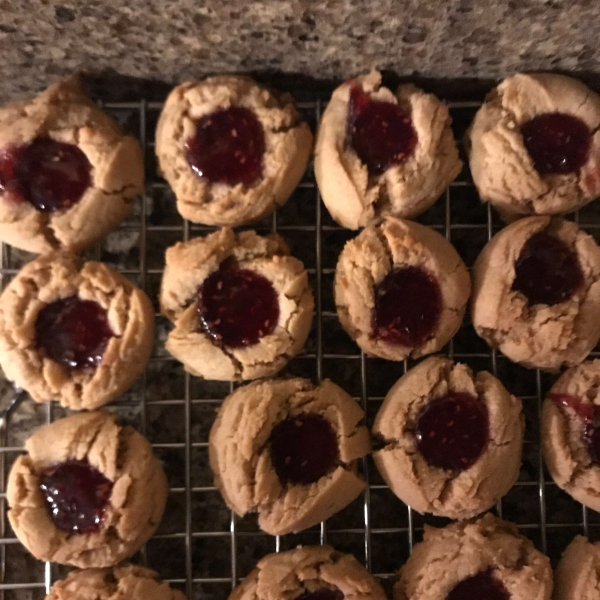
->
<box><xmin>0</xmin><ymin>92</ymin><xmax>600</xmax><ymax>600</ymax></box>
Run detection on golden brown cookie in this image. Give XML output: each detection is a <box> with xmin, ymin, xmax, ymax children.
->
<box><xmin>160</xmin><ymin>227</ymin><xmax>313</xmax><ymax>381</ymax></box>
<box><xmin>334</xmin><ymin>216</ymin><xmax>471</xmax><ymax>361</ymax></box>
<box><xmin>209</xmin><ymin>378</ymin><xmax>371</xmax><ymax>535</ymax></box>
<box><xmin>155</xmin><ymin>75</ymin><xmax>313</xmax><ymax>226</ymax></box>
<box><xmin>541</xmin><ymin>360</ymin><xmax>600</xmax><ymax>512</ymax></box>
<box><xmin>0</xmin><ymin>77</ymin><xmax>143</xmax><ymax>253</ymax></box>
<box><xmin>395</xmin><ymin>514</ymin><xmax>552</xmax><ymax>600</ymax></box>
<box><xmin>553</xmin><ymin>536</ymin><xmax>600</xmax><ymax>600</ymax></box>
<box><xmin>373</xmin><ymin>356</ymin><xmax>524</xmax><ymax>519</ymax></box>
<box><xmin>314</xmin><ymin>70</ymin><xmax>462</xmax><ymax>229</ymax></box>
<box><xmin>0</xmin><ymin>252</ymin><xmax>154</xmax><ymax>409</ymax></box>
<box><xmin>466</xmin><ymin>73</ymin><xmax>600</xmax><ymax>221</ymax></box>
<box><xmin>45</xmin><ymin>565</ymin><xmax>186</xmax><ymax>600</ymax></box>
<box><xmin>229</xmin><ymin>545</ymin><xmax>387</xmax><ymax>600</ymax></box>
<box><xmin>471</xmin><ymin>216</ymin><xmax>600</xmax><ymax>371</ymax></box>
<box><xmin>7</xmin><ymin>411</ymin><xmax>168</xmax><ymax>567</ymax></box>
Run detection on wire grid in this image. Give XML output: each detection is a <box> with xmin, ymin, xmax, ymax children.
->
<box><xmin>0</xmin><ymin>93</ymin><xmax>600</xmax><ymax>600</ymax></box>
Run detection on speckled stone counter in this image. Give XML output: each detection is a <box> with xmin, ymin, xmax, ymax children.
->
<box><xmin>2</xmin><ymin>0</ymin><xmax>600</xmax><ymax>101</ymax></box>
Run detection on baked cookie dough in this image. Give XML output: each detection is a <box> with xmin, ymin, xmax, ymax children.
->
<box><xmin>466</xmin><ymin>73</ymin><xmax>600</xmax><ymax>221</ymax></box>
<box><xmin>229</xmin><ymin>545</ymin><xmax>387</xmax><ymax>600</ymax></box>
<box><xmin>160</xmin><ymin>227</ymin><xmax>313</xmax><ymax>381</ymax></box>
<box><xmin>45</xmin><ymin>565</ymin><xmax>186</xmax><ymax>600</ymax></box>
<box><xmin>541</xmin><ymin>360</ymin><xmax>600</xmax><ymax>512</ymax></box>
<box><xmin>0</xmin><ymin>77</ymin><xmax>144</xmax><ymax>253</ymax></box>
<box><xmin>471</xmin><ymin>216</ymin><xmax>600</xmax><ymax>371</ymax></box>
<box><xmin>314</xmin><ymin>70</ymin><xmax>462</xmax><ymax>229</ymax></box>
<box><xmin>335</xmin><ymin>216</ymin><xmax>471</xmax><ymax>361</ymax></box>
<box><xmin>395</xmin><ymin>513</ymin><xmax>552</xmax><ymax>600</ymax></box>
<box><xmin>373</xmin><ymin>356</ymin><xmax>523</xmax><ymax>519</ymax></box>
<box><xmin>554</xmin><ymin>536</ymin><xmax>600</xmax><ymax>600</ymax></box>
<box><xmin>0</xmin><ymin>252</ymin><xmax>154</xmax><ymax>410</ymax></box>
<box><xmin>155</xmin><ymin>75</ymin><xmax>313</xmax><ymax>226</ymax></box>
<box><xmin>7</xmin><ymin>411</ymin><xmax>168</xmax><ymax>568</ymax></box>
<box><xmin>209</xmin><ymin>377</ymin><xmax>371</xmax><ymax>535</ymax></box>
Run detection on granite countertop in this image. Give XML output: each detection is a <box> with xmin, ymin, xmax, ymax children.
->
<box><xmin>2</xmin><ymin>0</ymin><xmax>600</xmax><ymax>101</ymax></box>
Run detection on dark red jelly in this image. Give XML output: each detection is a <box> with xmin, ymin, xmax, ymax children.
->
<box><xmin>372</xmin><ymin>266</ymin><xmax>442</xmax><ymax>347</ymax></box>
<box><xmin>348</xmin><ymin>86</ymin><xmax>418</xmax><ymax>175</ymax></box>
<box><xmin>295</xmin><ymin>589</ymin><xmax>344</xmax><ymax>600</ymax></box>
<box><xmin>186</xmin><ymin>106</ymin><xmax>265</xmax><ymax>186</ymax></box>
<box><xmin>39</xmin><ymin>459</ymin><xmax>113</xmax><ymax>534</ymax></box>
<box><xmin>270</xmin><ymin>413</ymin><xmax>339</xmax><ymax>485</ymax></box>
<box><xmin>521</xmin><ymin>112</ymin><xmax>591</xmax><ymax>175</ymax></box>
<box><xmin>414</xmin><ymin>391</ymin><xmax>489</xmax><ymax>471</ymax></box>
<box><xmin>512</xmin><ymin>231</ymin><xmax>583</xmax><ymax>306</ymax></box>
<box><xmin>0</xmin><ymin>138</ymin><xmax>91</xmax><ymax>212</ymax></box>
<box><xmin>445</xmin><ymin>570</ymin><xmax>509</xmax><ymax>600</ymax></box>
<box><xmin>35</xmin><ymin>296</ymin><xmax>114</xmax><ymax>370</ymax></box>
<box><xmin>198</xmin><ymin>263</ymin><xmax>279</xmax><ymax>348</ymax></box>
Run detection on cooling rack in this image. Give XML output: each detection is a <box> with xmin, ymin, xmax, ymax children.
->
<box><xmin>1</xmin><ymin>91</ymin><xmax>600</xmax><ymax>600</ymax></box>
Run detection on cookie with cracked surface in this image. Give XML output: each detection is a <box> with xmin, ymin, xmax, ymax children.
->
<box><xmin>45</xmin><ymin>565</ymin><xmax>186</xmax><ymax>600</ymax></box>
<box><xmin>466</xmin><ymin>73</ymin><xmax>600</xmax><ymax>221</ymax></box>
<box><xmin>229</xmin><ymin>545</ymin><xmax>387</xmax><ymax>600</ymax></box>
<box><xmin>0</xmin><ymin>77</ymin><xmax>144</xmax><ymax>253</ymax></box>
<box><xmin>7</xmin><ymin>411</ymin><xmax>168</xmax><ymax>567</ymax></box>
<box><xmin>155</xmin><ymin>75</ymin><xmax>313</xmax><ymax>226</ymax></box>
<box><xmin>209</xmin><ymin>378</ymin><xmax>371</xmax><ymax>535</ymax></box>
<box><xmin>314</xmin><ymin>70</ymin><xmax>462</xmax><ymax>229</ymax></box>
<box><xmin>471</xmin><ymin>216</ymin><xmax>600</xmax><ymax>371</ymax></box>
<box><xmin>395</xmin><ymin>513</ymin><xmax>552</xmax><ymax>600</ymax></box>
<box><xmin>160</xmin><ymin>227</ymin><xmax>314</xmax><ymax>381</ymax></box>
<box><xmin>373</xmin><ymin>356</ymin><xmax>524</xmax><ymax>519</ymax></box>
<box><xmin>0</xmin><ymin>252</ymin><xmax>154</xmax><ymax>410</ymax></box>
<box><xmin>541</xmin><ymin>360</ymin><xmax>600</xmax><ymax>512</ymax></box>
<box><xmin>334</xmin><ymin>216</ymin><xmax>471</xmax><ymax>361</ymax></box>
<box><xmin>553</xmin><ymin>536</ymin><xmax>600</xmax><ymax>600</ymax></box>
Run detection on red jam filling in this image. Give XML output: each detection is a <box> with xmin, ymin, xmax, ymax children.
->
<box><xmin>186</xmin><ymin>106</ymin><xmax>265</xmax><ymax>186</ymax></box>
<box><xmin>445</xmin><ymin>570</ymin><xmax>510</xmax><ymax>600</ymax></box>
<box><xmin>372</xmin><ymin>266</ymin><xmax>442</xmax><ymax>347</ymax></box>
<box><xmin>0</xmin><ymin>138</ymin><xmax>91</xmax><ymax>212</ymax></box>
<box><xmin>512</xmin><ymin>231</ymin><xmax>583</xmax><ymax>306</ymax></box>
<box><xmin>270</xmin><ymin>413</ymin><xmax>339</xmax><ymax>485</ymax></box>
<box><xmin>35</xmin><ymin>296</ymin><xmax>114</xmax><ymax>370</ymax></box>
<box><xmin>348</xmin><ymin>85</ymin><xmax>418</xmax><ymax>175</ymax></box>
<box><xmin>39</xmin><ymin>459</ymin><xmax>113</xmax><ymax>533</ymax></box>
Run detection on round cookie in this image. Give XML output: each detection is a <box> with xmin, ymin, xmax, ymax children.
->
<box><xmin>155</xmin><ymin>75</ymin><xmax>313</xmax><ymax>226</ymax></box>
<box><xmin>466</xmin><ymin>73</ymin><xmax>600</xmax><ymax>221</ymax></box>
<box><xmin>0</xmin><ymin>252</ymin><xmax>155</xmax><ymax>410</ymax></box>
<box><xmin>209</xmin><ymin>377</ymin><xmax>371</xmax><ymax>535</ymax></box>
<box><xmin>372</xmin><ymin>356</ymin><xmax>524</xmax><ymax>519</ymax></box>
<box><xmin>314</xmin><ymin>70</ymin><xmax>462</xmax><ymax>229</ymax></box>
<box><xmin>45</xmin><ymin>565</ymin><xmax>186</xmax><ymax>600</ymax></box>
<box><xmin>229</xmin><ymin>545</ymin><xmax>387</xmax><ymax>600</ymax></box>
<box><xmin>160</xmin><ymin>227</ymin><xmax>313</xmax><ymax>381</ymax></box>
<box><xmin>471</xmin><ymin>216</ymin><xmax>600</xmax><ymax>371</ymax></box>
<box><xmin>7</xmin><ymin>411</ymin><xmax>168</xmax><ymax>567</ymax></box>
<box><xmin>0</xmin><ymin>77</ymin><xmax>144</xmax><ymax>253</ymax></box>
<box><xmin>395</xmin><ymin>513</ymin><xmax>552</xmax><ymax>600</ymax></box>
<box><xmin>335</xmin><ymin>216</ymin><xmax>471</xmax><ymax>361</ymax></box>
<box><xmin>541</xmin><ymin>360</ymin><xmax>600</xmax><ymax>511</ymax></box>
<box><xmin>554</xmin><ymin>536</ymin><xmax>600</xmax><ymax>600</ymax></box>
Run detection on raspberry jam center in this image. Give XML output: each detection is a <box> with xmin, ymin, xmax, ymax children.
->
<box><xmin>0</xmin><ymin>138</ymin><xmax>91</xmax><ymax>212</ymax></box>
<box><xmin>270</xmin><ymin>413</ymin><xmax>339</xmax><ymax>485</ymax></box>
<box><xmin>35</xmin><ymin>296</ymin><xmax>114</xmax><ymax>370</ymax></box>
<box><xmin>186</xmin><ymin>106</ymin><xmax>265</xmax><ymax>186</ymax></box>
<box><xmin>521</xmin><ymin>112</ymin><xmax>591</xmax><ymax>175</ymax></box>
<box><xmin>198</xmin><ymin>263</ymin><xmax>279</xmax><ymax>348</ymax></box>
<box><xmin>372</xmin><ymin>266</ymin><xmax>442</xmax><ymax>347</ymax></box>
<box><xmin>512</xmin><ymin>231</ymin><xmax>583</xmax><ymax>306</ymax></box>
<box><xmin>348</xmin><ymin>86</ymin><xmax>418</xmax><ymax>175</ymax></box>
<box><xmin>445</xmin><ymin>570</ymin><xmax>509</xmax><ymax>600</ymax></box>
<box><xmin>39</xmin><ymin>459</ymin><xmax>113</xmax><ymax>534</ymax></box>
<box><xmin>296</xmin><ymin>590</ymin><xmax>344</xmax><ymax>600</ymax></box>
<box><xmin>414</xmin><ymin>391</ymin><xmax>489</xmax><ymax>471</ymax></box>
